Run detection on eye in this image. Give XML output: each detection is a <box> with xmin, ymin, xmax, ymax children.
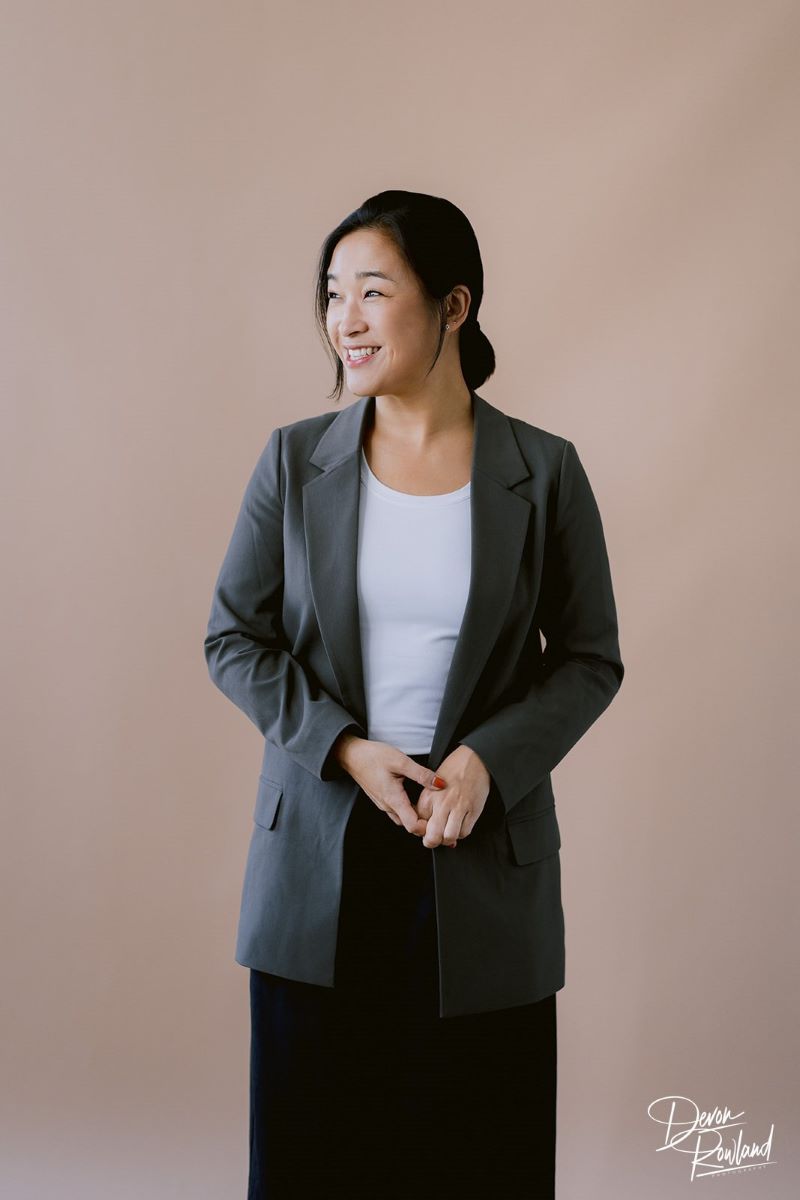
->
<box><xmin>326</xmin><ymin>290</ymin><xmax>383</xmax><ymax>301</ymax></box>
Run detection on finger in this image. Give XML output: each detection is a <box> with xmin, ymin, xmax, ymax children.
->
<box><xmin>423</xmin><ymin>812</ymin><xmax>464</xmax><ymax>849</ymax></box>
<box><xmin>422</xmin><ymin>819</ymin><xmax>448</xmax><ymax>849</ymax></box>
<box><xmin>384</xmin><ymin>805</ymin><xmax>424</xmax><ymax>835</ymax></box>
<box><xmin>423</xmin><ymin>833</ymin><xmax>458</xmax><ymax>848</ymax></box>
<box><xmin>392</xmin><ymin>794</ymin><xmax>430</xmax><ymax>835</ymax></box>
<box><xmin>402</xmin><ymin>755</ymin><xmax>446</xmax><ymax>791</ymax></box>
<box><xmin>415</xmin><ymin>782</ymin><xmax>447</xmax><ymax>819</ymax></box>
<box><xmin>374</xmin><ymin>790</ymin><xmax>414</xmax><ymax>829</ymax></box>
<box><xmin>415</xmin><ymin>793</ymin><xmax>434</xmax><ymax>820</ymax></box>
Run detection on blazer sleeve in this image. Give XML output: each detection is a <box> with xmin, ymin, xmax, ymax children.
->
<box><xmin>458</xmin><ymin>439</ymin><xmax>624</xmax><ymax>815</ymax></box>
<box><xmin>203</xmin><ymin>426</ymin><xmax>366</xmax><ymax>781</ymax></box>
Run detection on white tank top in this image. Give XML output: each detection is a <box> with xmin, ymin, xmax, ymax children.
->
<box><xmin>357</xmin><ymin>446</ymin><xmax>472</xmax><ymax>753</ymax></box>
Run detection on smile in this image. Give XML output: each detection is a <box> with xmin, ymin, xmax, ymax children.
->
<box><xmin>345</xmin><ymin>346</ymin><xmax>381</xmax><ymax>366</ymax></box>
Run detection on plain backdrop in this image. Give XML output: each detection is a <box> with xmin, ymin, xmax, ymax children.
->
<box><xmin>1</xmin><ymin>1</ymin><xmax>798</xmax><ymax>1196</ymax></box>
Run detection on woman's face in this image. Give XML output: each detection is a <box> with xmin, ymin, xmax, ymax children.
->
<box><xmin>325</xmin><ymin>227</ymin><xmax>444</xmax><ymax>397</ymax></box>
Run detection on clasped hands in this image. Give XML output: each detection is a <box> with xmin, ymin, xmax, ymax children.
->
<box><xmin>334</xmin><ymin>734</ymin><xmax>491</xmax><ymax>849</ymax></box>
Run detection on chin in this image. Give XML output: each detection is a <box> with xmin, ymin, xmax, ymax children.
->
<box><xmin>347</xmin><ymin>379</ymin><xmax>379</xmax><ymax>397</ymax></box>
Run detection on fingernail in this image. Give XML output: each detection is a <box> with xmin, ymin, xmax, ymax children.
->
<box><xmin>433</xmin><ymin>775</ymin><xmax>446</xmax><ymax>788</ymax></box>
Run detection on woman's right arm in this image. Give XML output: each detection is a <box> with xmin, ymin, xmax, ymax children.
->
<box><xmin>203</xmin><ymin>426</ymin><xmax>366</xmax><ymax>781</ymax></box>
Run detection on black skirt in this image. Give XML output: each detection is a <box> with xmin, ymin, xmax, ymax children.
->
<box><xmin>248</xmin><ymin>752</ymin><xmax>557</xmax><ymax>1199</ymax></box>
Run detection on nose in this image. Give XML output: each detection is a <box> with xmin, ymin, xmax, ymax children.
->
<box><xmin>340</xmin><ymin>309</ymin><xmax>369</xmax><ymax>337</ymax></box>
<box><xmin>332</xmin><ymin>295</ymin><xmax>370</xmax><ymax>331</ymax></box>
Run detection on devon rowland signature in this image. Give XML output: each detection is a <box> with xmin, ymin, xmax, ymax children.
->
<box><xmin>647</xmin><ymin>1095</ymin><xmax>775</xmax><ymax>1181</ymax></box>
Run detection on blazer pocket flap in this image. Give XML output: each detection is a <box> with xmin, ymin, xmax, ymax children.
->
<box><xmin>506</xmin><ymin>806</ymin><xmax>561</xmax><ymax>865</ymax></box>
<box><xmin>253</xmin><ymin>775</ymin><xmax>283</xmax><ymax>831</ymax></box>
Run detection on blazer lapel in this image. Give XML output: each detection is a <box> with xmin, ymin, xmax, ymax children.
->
<box><xmin>304</xmin><ymin>390</ymin><xmax>533</xmax><ymax>767</ymax></box>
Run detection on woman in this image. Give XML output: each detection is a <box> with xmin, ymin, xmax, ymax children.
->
<box><xmin>204</xmin><ymin>190</ymin><xmax>624</xmax><ymax>1199</ymax></box>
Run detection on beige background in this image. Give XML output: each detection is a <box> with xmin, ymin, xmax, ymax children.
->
<box><xmin>2</xmin><ymin>1</ymin><xmax>797</xmax><ymax>1196</ymax></box>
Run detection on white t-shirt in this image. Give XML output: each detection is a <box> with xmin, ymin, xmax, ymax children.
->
<box><xmin>357</xmin><ymin>447</ymin><xmax>472</xmax><ymax>753</ymax></box>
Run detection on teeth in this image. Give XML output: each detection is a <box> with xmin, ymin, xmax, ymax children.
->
<box><xmin>347</xmin><ymin>347</ymin><xmax>379</xmax><ymax>359</ymax></box>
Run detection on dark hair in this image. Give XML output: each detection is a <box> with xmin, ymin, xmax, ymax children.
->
<box><xmin>313</xmin><ymin>189</ymin><xmax>496</xmax><ymax>403</ymax></box>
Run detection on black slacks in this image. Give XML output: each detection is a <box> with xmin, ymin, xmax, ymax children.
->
<box><xmin>247</xmin><ymin>752</ymin><xmax>557</xmax><ymax>1199</ymax></box>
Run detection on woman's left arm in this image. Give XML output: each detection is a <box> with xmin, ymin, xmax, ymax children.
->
<box><xmin>457</xmin><ymin>439</ymin><xmax>624</xmax><ymax>817</ymax></box>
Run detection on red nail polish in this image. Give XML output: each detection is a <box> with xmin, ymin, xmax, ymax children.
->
<box><xmin>433</xmin><ymin>775</ymin><xmax>446</xmax><ymax>788</ymax></box>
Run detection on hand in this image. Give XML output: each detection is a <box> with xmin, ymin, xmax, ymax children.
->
<box><xmin>333</xmin><ymin>734</ymin><xmax>448</xmax><ymax>838</ymax></box>
<box><xmin>414</xmin><ymin>744</ymin><xmax>492</xmax><ymax>849</ymax></box>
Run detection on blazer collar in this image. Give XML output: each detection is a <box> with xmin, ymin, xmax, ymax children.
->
<box><xmin>309</xmin><ymin>389</ymin><xmax>530</xmax><ymax>486</ymax></box>
<box><xmin>303</xmin><ymin>390</ymin><xmax>533</xmax><ymax>768</ymax></box>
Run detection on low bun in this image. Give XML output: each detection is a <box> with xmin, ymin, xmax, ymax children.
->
<box><xmin>458</xmin><ymin>314</ymin><xmax>495</xmax><ymax>390</ymax></box>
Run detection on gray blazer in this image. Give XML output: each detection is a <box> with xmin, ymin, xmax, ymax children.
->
<box><xmin>204</xmin><ymin>389</ymin><xmax>624</xmax><ymax>1017</ymax></box>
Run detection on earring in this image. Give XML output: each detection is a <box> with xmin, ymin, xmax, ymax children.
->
<box><xmin>445</xmin><ymin>323</ymin><xmax>450</xmax><ymax>330</ymax></box>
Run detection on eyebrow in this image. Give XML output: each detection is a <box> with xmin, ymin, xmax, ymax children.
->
<box><xmin>326</xmin><ymin>269</ymin><xmax>397</xmax><ymax>282</ymax></box>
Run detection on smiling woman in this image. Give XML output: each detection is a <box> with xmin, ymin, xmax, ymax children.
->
<box><xmin>206</xmin><ymin>188</ymin><xmax>624</xmax><ymax>1199</ymax></box>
